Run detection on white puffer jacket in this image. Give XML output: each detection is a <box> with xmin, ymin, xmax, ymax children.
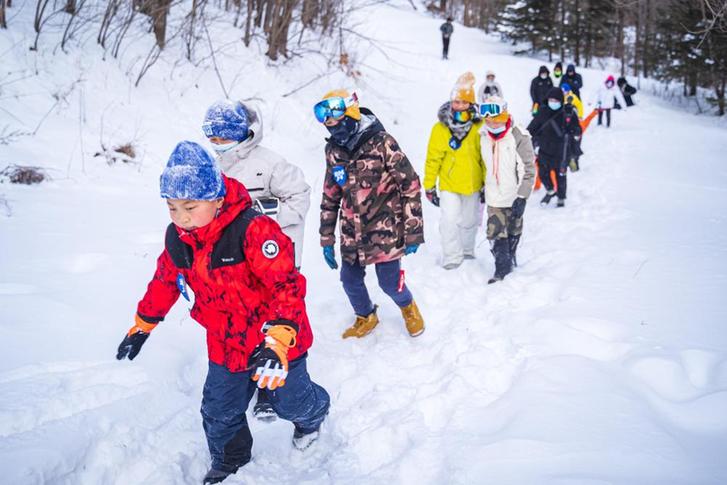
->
<box><xmin>216</xmin><ymin>103</ymin><xmax>311</xmax><ymax>266</ymax></box>
<box><xmin>479</xmin><ymin>122</ymin><xmax>536</xmax><ymax>208</ymax></box>
<box><xmin>594</xmin><ymin>84</ymin><xmax>628</xmax><ymax>110</ymax></box>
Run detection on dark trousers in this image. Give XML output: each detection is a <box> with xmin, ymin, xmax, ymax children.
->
<box><xmin>340</xmin><ymin>258</ymin><xmax>413</xmax><ymax>316</ymax></box>
<box><xmin>201</xmin><ymin>357</ymin><xmax>330</xmax><ymax>472</ymax></box>
<box><xmin>539</xmin><ymin>156</ymin><xmax>567</xmax><ymax>199</ymax></box>
<box><xmin>598</xmin><ymin>108</ymin><xmax>611</xmax><ymax>127</ymax></box>
<box><xmin>442</xmin><ymin>36</ymin><xmax>450</xmax><ymax>58</ymax></box>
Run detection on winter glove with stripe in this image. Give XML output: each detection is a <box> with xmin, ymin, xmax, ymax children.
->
<box><xmin>250</xmin><ymin>320</ymin><xmax>299</xmax><ymax>390</ymax></box>
<box><xmin>116</xmin><ymin>314</ymin><xmax>158</xmax><ymax>360</ymax></box>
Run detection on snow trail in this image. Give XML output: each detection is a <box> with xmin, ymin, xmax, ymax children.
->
<box><xmin>1</xmin><ymin>1</ymin><xmax>727</xmax><ymax>483</ymax></box>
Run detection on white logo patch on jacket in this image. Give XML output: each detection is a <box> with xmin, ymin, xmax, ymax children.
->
<box><xmin>262</xmin><ymin>240</ymin><xmax>280</xmax><ymax>259</ymax></box>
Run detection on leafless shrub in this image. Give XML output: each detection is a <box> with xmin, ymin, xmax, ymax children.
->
<box><xmin>94</xmin><ymin>142</ymin><xmax>138</xmax><ymax>164</ymax></box>
<box><xmin>0</xmin><ymin>164</ymin><xmax>47</xmax><ymax>184</ymax></box>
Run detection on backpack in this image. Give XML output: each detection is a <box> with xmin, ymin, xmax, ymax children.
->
<box><xmin>165</xmin><ymin>207</ymin><xmax>262</xmax><ymax>270</ymax></box>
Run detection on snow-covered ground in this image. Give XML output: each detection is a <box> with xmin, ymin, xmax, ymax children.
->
<box><xmin>2</xmin><ymin>1</ymin><xmax>727</xmax><ymax>483</ymax></box>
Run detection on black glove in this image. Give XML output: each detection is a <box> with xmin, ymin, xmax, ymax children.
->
<box><xmin>479</xmin><ymin>188</ymin><xmax>486</xmax><ymax>204</ymax></box>
<box><xmin>511</xmin><ymin>197</ymin><xmax>527</xmax><ymax>219</ymax></box>
<box><xmin>116</xmin><ymin>331</ymin><xmax>150</xmax><ymax>360</ymax></box>
<box><xmin>425</xmin><ymin>189</ymin><xmax>440</xmax><ymax>207</ymax></box>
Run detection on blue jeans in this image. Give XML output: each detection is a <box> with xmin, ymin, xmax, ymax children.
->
<box><xmin>340</xmin><ymin>258</ymin><xmax>413</xmax><ymax>316</ymax></box>
<box><xmin>200</xmin><ymin>356</ymin><xmax>330</xmax><ymax>472</ymax></box>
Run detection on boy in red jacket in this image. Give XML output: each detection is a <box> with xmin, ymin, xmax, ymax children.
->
<box><xmin>116</xmin><ymin>141</ymin><xmax>330</xmax><ymax>484</ymax></box>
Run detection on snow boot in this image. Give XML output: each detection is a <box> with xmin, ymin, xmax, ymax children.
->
<box><xmin>203</xmin><ymin>468</ymin><xmax>234</xmax><ymax>484</ymax></box>
<box><xmin>253</xmin><ymin>393</ymin><xmax>277</xmax><ymax>423</ymax></box>
<box><xmin>401</xmin><ymin>300</ymin><xmax>425</xmax><ymax>337</ymax></box>
<box><xmin>293</xmin><ymin>425</ymin><xmax>320</xmax><ymax>451</ymax></box>
<box><xmin>540</xmin><ymin>190</ymin><xmax>556</xmax><ymax>206</ymax></box>
<box><xmin>557</xmin><ymin>198</ymin><xmax>565</xmax><ymax>208</ymax></box>
<box><xmin>508</xmin><ymin>234</ymin><xmax>521</xmax><ymax>268</ymax></box>
<box><xmin>488</xmin><ymin>238</ymin><xmax>512</xmax><ymax>284</ymax></box>
<box><xmin>342</xmin><ymin>305</ymin><xmax>379</xmax><ymax>339</ymax></box>
<box><xmin>443</xmin><ymin>260</ymin><xmax>462</xmax><ymax>270</ymax></box>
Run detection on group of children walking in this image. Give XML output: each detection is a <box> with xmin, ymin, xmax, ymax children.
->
<box><xmin>114</xmin><ymin>62</ymin><xmax>632</xmax><ymax>483</ymax></box>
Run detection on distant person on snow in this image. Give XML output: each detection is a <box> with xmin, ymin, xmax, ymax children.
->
<box><xmin>552</xmin><ymin>61</ymin><xmax>563</xmax><ymax>85</ymax></box>
<box><xmin>316</xmin><ymin>89</ymin><xmax>426</xmax><ymax>339</ymax></box>
<box><xmin>440</xmin><ymin>17</ymin><xmax>454</xmax><ymax>59</ymax></box>
<box><xmin>478</xmin><ymin>96</ymin><xmax>536</xmax><ymax>283</ymax></box>
<box><xmin>530</xmin><ymin>65</ymin><xmax>554</xmax><ymax>116</ymax></box>
<box><xmin>527</xmin><ymin>87</ymin><xmax>582</xmax><ymax>208</ymax></box>
<box><xmin>561</xmin><ymin>83</ymin><xmax>584</xmax><ymax>171</ymax></box>
<box><xmin>116</xmin><ymin>141</ymin><xmax>330</xmax><ymax>484</ymax></box>
<box><xmin>202</xmin><ymin>99</ymin><xmax>311</xmax><ymax>424</ymax></box>
<box><xmin>478</xmin><ymin>69</ymin><xmax>504</xmax><ymax>102</ymax></box>
<box><xmin>617</xmin><ymin>76</ymin><xmax>637</xmax><ymax>107</ymax></box>
<box><xmin>424</xmin><ymin>72</ymin><xmax>485</xmax><ymax>270</ymax></box>
<box><xmin>594</xmin><ymin>75</ymin><xmax>628</xmax><ymax>128</ymax></box>
<box><xmin>560</xmin><ymin>64</ymin><xmax>583</xmax><ymax>97</ymax></box>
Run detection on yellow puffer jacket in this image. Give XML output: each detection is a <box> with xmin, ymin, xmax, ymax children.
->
<box><xmin>564</xmin><ymin>91</ymin><xmax>584</xmax><ymax>119</ymax></box>
<box><xmin>424</xmin><ymin>120</ymin><xmax>485</xmax><ymax>195</ymax></box>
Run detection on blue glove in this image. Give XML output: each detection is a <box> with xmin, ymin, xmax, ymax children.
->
<box><xmin>404</xmin><ymin>244</ymin><xmax>419</xmax><ymax>255</ymax></box>
<box><xmin>323</xmin><ymin>245</ymin><xmax>338</xmax><ymax>269</ymax></box>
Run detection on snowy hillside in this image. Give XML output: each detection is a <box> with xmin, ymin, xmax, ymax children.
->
<box><xmin>2</xmin><ymin>1</ymin><xmax>727</xmax><ymax>484</ymax></box>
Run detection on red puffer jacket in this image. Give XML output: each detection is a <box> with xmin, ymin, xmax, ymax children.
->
<box><xmin>136</xmin><ymin>176</ymin><xmax>312</xmax><ymax>372</ymax></box>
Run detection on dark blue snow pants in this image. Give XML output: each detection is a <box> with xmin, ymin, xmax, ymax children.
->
<box><xmin>200</xmin><ymin>356</ymin><xmax>330</xmax><ymax>472</ymax></box>
<box><xmin>340</xmin><ymin>258</ymin><xmax>413</xmax><ymax>316</ymax></box>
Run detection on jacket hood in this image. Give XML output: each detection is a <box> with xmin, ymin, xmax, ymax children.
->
<box><xmin>329</xmin><ymin>107</ymin><xmax>386</xmax><ymax>153</ymax></box>
<box><xmin>566</xmin><ymin>64</ymin><xmax>576</xmax><ymax>73</ymax></box>
<box><xmin>176</xmin><ymin>175</ymin><xmax>252</xmax><ymax>244</ymax></box>
<box><xmin>539</xmin><ymin>65</ymin><xmax>550</xmax><ymax>75</ymax></box>
<box><xmin>546</xmin><ymin>87</ymin><xmax>564</xmax><ymax>103</ymax></box>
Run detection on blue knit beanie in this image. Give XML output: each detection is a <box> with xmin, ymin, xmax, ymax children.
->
<box><xmin>160</xmin><ymin>141</ymin><xmax>226</xmax><ymax>200</ymax></box>
<box><xmin>202</xmin><ymin>100</ymin><xmax>250</xmax><ymax>142</ymax></box>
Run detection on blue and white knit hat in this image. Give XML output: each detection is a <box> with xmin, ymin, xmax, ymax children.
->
<box><xmin>202</xmin><ymin>100</ymin><xmax>250</xmax><ymax>142</ymax></box>
<box><xmin>160</xmin><ymin>141</ymin><xmax>226</xmax><ymax>200</ymax></box>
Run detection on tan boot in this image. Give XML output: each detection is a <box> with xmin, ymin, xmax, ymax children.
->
<box><xmin>342</xmin><ymin>305</ymin><xmax>379</xmax><ymax>339</ymax></box>
<box><xmin>401</xmin><ymin>300</ymin><xmax>425</xmax><ymax>337</ymax></box>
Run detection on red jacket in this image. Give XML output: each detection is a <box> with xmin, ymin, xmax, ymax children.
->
<box><xmin>137</xmin><ymin>176</ymin><xmax>312</xmax><ymax>372</ymax></box>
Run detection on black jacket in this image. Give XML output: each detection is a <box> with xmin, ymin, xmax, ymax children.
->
<box><xmin>527</xmin><ymin>105</ymin><xmax>582</xmax><ymax>161</ymax></box>
<box><xmin>560</xmin><ymin>73</ymin><xmax>583</xmax><ymax>97</ymax></box>
<box><xmin>530</xmin><ymin>76</ymin><xmax>553</xmax><ymax>105</ymax></box>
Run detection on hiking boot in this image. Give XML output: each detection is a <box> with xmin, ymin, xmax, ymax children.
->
<box><xmin>253</xmin><ymin>400</ymin><xmax>277</xmax><ymax>423</ymax></box>
<box><xmin>401</xmin><ymin>300</ymin><xmax>425</xmax><ymax>337</ymax></box>
<box><xmin>293</xmin><ymin>425</ymin><xmax>320</xmax><ymax>451</ymax></box>
<box><xmin>203</xmin><ymin>468</ymin><xmax>234</xmax><ymax>484</ymax></box>
<box><xmin>342</xmin><ymin>305</ymin><xmax>379</xmax><ymax>339</ymax></box>
<box><xmin>540</xmin><ymin>191</ymin><xmax>556</xmax><ymax>206</ymax></box>
<box><xmin>557</xmin><ymin>198</ymin><xmax>565</xmax><ymax>208</ymax></box>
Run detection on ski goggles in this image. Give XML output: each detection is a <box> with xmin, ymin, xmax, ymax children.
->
<box><xmin>452</xmin><ymin>110</ymin><xmax>472</xmax><ymax>123</ymax></box>
<box><xmin>479</xmin><ymin>101</ymin><xmax>507</xmax><ymax>118</ymax></box>
<box><xmin>313</xmin><ymin>93</ymin><xmax>358</xmax><ymax>123</ymax></box>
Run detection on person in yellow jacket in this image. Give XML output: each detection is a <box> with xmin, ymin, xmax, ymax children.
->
<box><xmin>561</xmin><ymin>82</ymin><xmax>584</xmax><ymax>119</ymax></box>
<box><xmin>424</xmin><ymin>72</ymin><xmax>486</xmax><ymax>269</ymax></box>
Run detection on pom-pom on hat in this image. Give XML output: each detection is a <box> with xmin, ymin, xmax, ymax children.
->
<box><xmin>450</xmin><ymin>72</ymin><xmax>476</xmax><ymax>103</ymax></box>
<box><xmin>202</xmin><ymin>100</ymin><xmax>250</xmax><ymax>142</ymax></box>
<box><xmin>160</xmin><ymin>141</ymin><xmax>226</xmax><ymax>200</ymax></box>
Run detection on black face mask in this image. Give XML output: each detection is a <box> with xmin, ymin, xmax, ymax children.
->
<box><xmin>326</xmin><ymin>117</ymin><xmax>359</xmax><ymax>146</ymax></box>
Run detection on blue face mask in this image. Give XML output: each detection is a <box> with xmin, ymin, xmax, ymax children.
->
<box><xmin>486</xmin><ymin>125</ymin><xmax>507</xmax><ymax>134</ymax></box>
<box><xmin>548</xmin><ymin>101</ymin><xmax>562</xmax><ymax>111</ymax></box>
<box><xmin>211</xmin><ymin>140</ymin><xmax>240</xmax><ymax>153</ymax></box>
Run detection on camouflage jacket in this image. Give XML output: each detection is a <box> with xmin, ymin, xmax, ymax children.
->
<box><xmin>319</xmin><ymin>110</ymin><xmax>425</xmax><ymax>266</ymax></box>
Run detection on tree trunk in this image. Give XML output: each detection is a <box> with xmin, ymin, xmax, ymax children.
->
<box><xmin>0</xmin><ymin>0</ymin><xmax>7</xmax><ymax>29</ymax></box>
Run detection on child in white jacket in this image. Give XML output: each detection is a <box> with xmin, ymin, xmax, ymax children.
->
<box><xmin>202</xmin><ymin>99</ymin><xmax>311</xmax><ymax>423</ymax></box>
<box><xmin>479</xmin><ymin>96</ymin><xmax>536</xmax><ymax>284</ymax></box>
<box><xmin>594</xmin><ymin>75</ymin><xmax>628</xmax><ymax>128</ymax></box>
<box><xmin>203</xmin><ymin>100</ymin><xmax>311</xmax><ymax>267</ymax></box>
